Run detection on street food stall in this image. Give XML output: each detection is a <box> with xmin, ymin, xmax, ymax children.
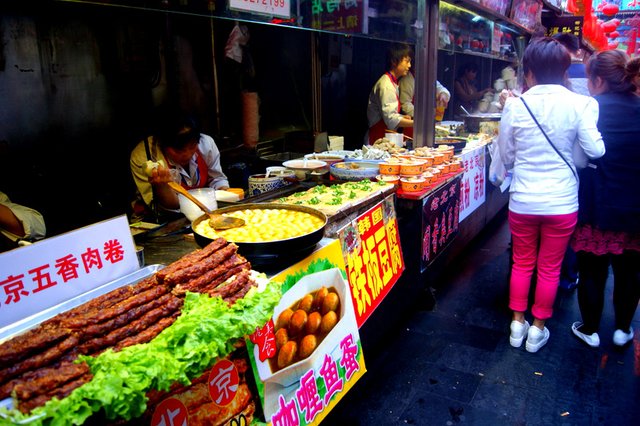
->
<box><xmin>0</xmin><ymin>0</ymin><xmax>547</xmax><ymax>424</ymax></box>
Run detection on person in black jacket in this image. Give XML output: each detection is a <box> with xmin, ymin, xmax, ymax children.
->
<box><xmin>570</xmin><ymin>50</ymin><xmax>640</xmax><ymax>348</ymax></box>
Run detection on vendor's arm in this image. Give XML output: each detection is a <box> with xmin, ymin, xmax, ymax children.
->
<box><xmin>436</xmin><ymin>80</ymin><xmax>451</xmax><ymax>104</ymax></box>
<box><xmin>200</xmin><ymin>134</ymin><xmax>230</xmax><ymax>190</ymax></box>
<box><xmin>399</xmin><ymin>73</ymin><xmax>415</xmax><ymax>118</ymax></box>
<box><xmin>380</xmin><ymin>84</ymin><xmax>412</xmax><ymax>130</ymax></box>
<box><xmin>0</xmin><ymin>192</ymin><xmax>46</xmax><ymax>241</ymax></box>
<box><xmin>130</xmin><ymin>141</ymin><xmax>179</xmax><ymax>210</ymax></box>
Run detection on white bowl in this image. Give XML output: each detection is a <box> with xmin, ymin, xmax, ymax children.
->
<box><xmin>282</xmin><ymin>159</ymin><xmax>327</xmax><ymax>180</ymax></box>
<box><xmin>253</xmin><ymin>268</ymin><xmax>356</xmax><ymax>387</ymax></box>
<box><xmin>178</xmin><ymin>188</ymin><xmax>217</xmax><ymax>222</ymax></box>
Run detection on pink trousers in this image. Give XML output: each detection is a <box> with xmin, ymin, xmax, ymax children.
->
<box><xmin>508</xmin><ymin>210</ymin><xmax>578</xmax><ymax>320</ymax></box>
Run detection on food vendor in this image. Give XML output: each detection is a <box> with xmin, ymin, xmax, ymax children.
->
<box><xmin>365</xmin><ymin>43</ymin><xmax>414</xmax><ymax>145</ymax></box>
<box><xmin>130</xmin><ymin>107</ymin><xmax>229</xmax><ymax>221</ymax></box>
<box><xmin>453</xmin><ymin>62</ymin><xmax>494</xmax><ymax>115</ymax></box>
<box><xmin>0</xmin><ymin>190</ymin><xmax>46</xmax><ymax>252</ymax></box>
<box><xmin>399</xmin><ymin>69</ymin><xmax>451</xmax><ymax>129</ymax></box>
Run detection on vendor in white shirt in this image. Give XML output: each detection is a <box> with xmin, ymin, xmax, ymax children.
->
<box><xmin>365</xmin><ymin>43</ymin><xmax>414</xmax><ymax>145</ymax></box>
<box><xmin>130</xmin><ymin>108</ymin><xmax>229</xmax><ymax>220</ymax></box>
<box><xmin>0</xmin><ymin>191</ymin><xmax>46</xmax><ymax>252</ymax></box>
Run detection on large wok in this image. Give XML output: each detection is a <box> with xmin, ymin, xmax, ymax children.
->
<box><xmin>191</xmin><ymin>203</ymin><xmax>327</xmax><ymax>267</ymax></box>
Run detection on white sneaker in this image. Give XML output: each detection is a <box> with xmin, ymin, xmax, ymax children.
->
<box><xmin>571</xmin><ymin>322</ymin><xmax>600</xmax><ymax>348</ymax></box>
<box><xmin>510</xmin><ymin>320</ymin><xmax>530</xmax><ymax>348</ymax></box>
<box><xmin>526</xmin><ymin>325</ymin><xmax>550</xmax><ymax>353</ymax></box>
<box><xmin>613</xmin><ymin>327</ymin><xmax>634</xmax><ymax>346</ymax></box>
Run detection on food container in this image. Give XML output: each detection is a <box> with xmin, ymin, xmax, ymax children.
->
<box><xmin>400</xmin><ymin>176</ymin><xmax>426</xmax><ymax>193</ymax></box>
<box><xmin>303</xmin><ymin>153</ymin><xmax>345</xmax><ymax>167</ymax></box>
<box><xmin>429</xmin><ymin>167</ymin><xmax>442</xmax><ymax>181</ymax></box>
<box><xmin>379</xmin><ymin>162</ymin><xmax>401</xmax><ymax>175</ymax></box>
<box><xmin>432</xmin><ymin>153</ymin><xmax>445</xmax><ymax>165</ymax></box>
<box><xmin>330</xmin><ymin>161</ymin><xmax>380</xmax><ymax>181</ymax></box>
<box><xmin>248</xmin><ymin>174</ymin><xmax>287</xmax><ymax>196</ymax></box>
<box><xmin>376</xmin><ymin>174</ymin><xmax>400</xmax><ymax>185</ymax></box>
<box><xmin>282</xmin><ymin>159</ymin><xmax>327</xmax><ymax>180</ymax></box>
<box><xmin>440</xmin><ymin>163</ymin><xmax>451</xmax><ymax>173</ymax></box>
<box><xmin>178</xmin><ymin>188</ymin><xmax>217</xmax><ymax>222</ymax></box>
<box><xmin>399</xmin><ymin>160</ymin><xmax>427</xmax><ymax>176</ymax></box>
<box><xmin>191</xmin><ymin>203</ymin><xmax>327</xmax><ymax>266</ymax></box>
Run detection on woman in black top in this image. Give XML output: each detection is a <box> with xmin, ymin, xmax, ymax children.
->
<box><xmin>571</xmin><ymin>50</ymin><xmax>640</xmax><ymax>348</ymax></box>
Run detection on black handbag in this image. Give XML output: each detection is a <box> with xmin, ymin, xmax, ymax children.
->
<box><xmin>520</xmin><ymin>97</ymin><xmax>578</xmax><ymax>181</ymax></box>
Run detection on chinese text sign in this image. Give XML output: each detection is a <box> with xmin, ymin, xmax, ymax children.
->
<box><xmin>459</xmin><ymin>146</ymin><xmax>486</xmax><ymax>222</ymax></box>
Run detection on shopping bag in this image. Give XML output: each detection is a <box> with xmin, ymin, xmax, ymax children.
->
<box><xmin>488</xmin><ymin>141</ymin><xmax>507</xmax><ymax>187</ymax></box>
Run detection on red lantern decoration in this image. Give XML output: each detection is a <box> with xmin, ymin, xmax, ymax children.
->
<box><xmin>601</xmin><ymin>20</ymin><xmax>618</xmax><ymax>33</ymax></box>
<box><xmin>609</xmin><ymin>31</ymin><xmax>620</xmax><ymax>39</ymax></box>
<box><xmin>607</xmin><ymin>42</ymin><xmax>619</xmax><ymax>50</ymax></box>
<box><xmin>627</xmin><ymin>29</ymin><xmax>637</xmax><ymax>56</ymax></box>
<box><xmin>602</xmin><ymin>3</ymin><xmax>619</xmax><ymax>16</ymax></box>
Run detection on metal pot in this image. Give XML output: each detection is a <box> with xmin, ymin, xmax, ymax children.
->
<box><xmin>191</xmin><ymin>203</ymin><xmax>327</xmax><ymax>267</ymax></box>
<box><xmin>462</xmin><ymin>113</ymin><xmax>501</xmax><ymax>133</ymax></box>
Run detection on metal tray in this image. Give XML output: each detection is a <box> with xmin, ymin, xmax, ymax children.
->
<box><xmin>0</xmin><ymin>264</ymin><xmax>164</xmax><ymax>343</ymax></box>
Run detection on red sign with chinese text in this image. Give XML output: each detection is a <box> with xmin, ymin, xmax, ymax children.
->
<box><xmin>208</xmin><ymin>359</ymin><xmax>240</xmax><ymax>407</ymax></box>
<box><xmin>337</xmin><ymin>195</ymin><xmax>404</xmax><ymax>327</ymax></box>
<box><xmin>310</xmin><ymin>0</ymin><xmax>363</xmax><ymax>33</ymax></box>
<box><xmin>420</xmin><ymin>176</ymin><xmax>462</xmax><ymax>272</ymax></box>
<box><xmin>151</xmin><ymin>397</ymin><xmax>189</xmax><ymax>426</ymax></box>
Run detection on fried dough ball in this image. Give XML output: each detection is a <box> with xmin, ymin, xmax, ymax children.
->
<box><xmin>305</xmin><ymin>311</ymin><xmax>322</xmax><ymax>335</ymax></box>
<box><xmin>278</xmin><ymin>341</ymin><xmax>297</xmax><ymax>369</ymax></box>
<box><xmin>276</xmin><ymin>308</ymin><xmax>294</xmax><ymax>331</ymax></box>
<box><xmin>321</xmin><ymin>292</ymin><xmax>339</xmax><ymax>315</ymax></box>
<box><xmin>313</xmin><ymin>287</ymin><xmax>329</xmax><ymax>311</ymax></box>
<box><xmin>320</xmin><ymin>311</ymin><xmax>338</xmax><ymax>334</ymax></box>
<box><xmin>288</xmin><ymin>309</ymin><xmax>308</xmax><ymax>337</ymax></box>
<box><xmin>299</xmin><ymin>335</ymin><xmax>318</xmax><ymax>359</ymax></box>
<box><xmin>298</xmin><ymin>294</ymin><xmax>314</xmax><ymax>313</ymax></box>
<box><xmin>275</xmin><ymin>327</ymin><xmax>289</xmax><ymax>351</ymax></box>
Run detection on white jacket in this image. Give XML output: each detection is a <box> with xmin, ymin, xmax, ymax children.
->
<box><xmin>498</xmin><ymin>85</ymin><xmax>605</xmax><ymax>215</ymax></box>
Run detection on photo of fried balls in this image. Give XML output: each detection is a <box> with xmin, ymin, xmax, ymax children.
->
<box><xmin>270</xmin><ymin>286</ymin><xmax>341</xmax><ymax>372</ymax></box>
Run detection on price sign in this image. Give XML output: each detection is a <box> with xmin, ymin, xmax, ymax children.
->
<box><xmin>229</xmin><ymin>0</ymin><xmax>290</xmax><ymax>18</ymax></box>
<box><xmin>338</xmin><ymin>195</ymin><xmax>404</xmax><ymax>327</ymax></box>
<box><xmin>459</xmin><ymin>146</ymin><xmax>486</xmax><ymax>222</ymax></box>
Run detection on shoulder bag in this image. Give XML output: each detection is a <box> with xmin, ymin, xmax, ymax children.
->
<box><xmin>520</xmin><ymin>97</ymin><xmax>578</xmax><ymax>181</ymax></box>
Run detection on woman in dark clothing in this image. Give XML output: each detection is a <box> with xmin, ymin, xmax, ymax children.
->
<box><xmin>571</xmin><ymin>50</ymin><xmax>640</xmax><ymax>348</ymax></box>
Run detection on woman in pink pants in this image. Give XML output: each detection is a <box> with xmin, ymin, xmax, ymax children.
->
<box><xmin>497</xmin><ymin>38</ymin><xmax>605</xmax><ymax>353</ymax></box>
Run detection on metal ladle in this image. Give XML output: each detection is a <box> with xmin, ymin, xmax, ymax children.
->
<box><xmin>167</xmin><ymin>182</ymin><xmax>245</xmax><ymax>230</ymax></box>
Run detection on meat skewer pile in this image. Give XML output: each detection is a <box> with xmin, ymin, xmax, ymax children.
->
<box><xmin>0</xmin><ymin>238</ymin><xmax>256</xmax><ymax>415</ymax></box>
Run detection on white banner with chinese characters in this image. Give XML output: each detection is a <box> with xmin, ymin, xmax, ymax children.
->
<box><xmin>246</xmin><ymin>240</ymin><xmax>366</xmax><ymax>425</ymax></box>
<box><xmin>229</xmin><ymin>0</ymin><xmax>291</xmax><ymax>18</ymax></box>
<box><xmin>459</xmin><ymin>145</ymin><xmax>487</xmax><ymax>222</ymax></box>
<box><xmin>0</xmin><ymin>215</ymin><xmax>138</xmax><ymax>329</ymax></box>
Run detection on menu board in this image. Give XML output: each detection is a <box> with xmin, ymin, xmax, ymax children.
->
<box><xmin>481</xmin><ymin>0</ymin><xmax>511</xmax><ymax>17</ymax></box>
<box><xmin>510</xmin><ymin>0</ymin><xmax>543</xmax><ymax>31</ymax></box>
<box><xmin>459</xmin><ymin>146</ymin><xmax>487</xmax><ymax>222</ymax></box>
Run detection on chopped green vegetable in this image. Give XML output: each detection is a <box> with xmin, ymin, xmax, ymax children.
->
<box><xmin>308</xmin><ymin>197</ymin><xmax>320</xmax><ymax>205</ymax></box>
<box><xmin>349</xmin><ymin>191</ymin><xmax>357</xmax><ymax>199</ymax></box>
<box><xmin>328</xmin><ymin>196</ymin><xmax>342</xmax><ymax>205</ymax></box>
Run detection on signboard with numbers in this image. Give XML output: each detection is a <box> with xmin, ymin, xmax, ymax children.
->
<box><xmin>246</xmin><ymin>240</ymin><xmax>366</xmax><ymax>425</ymax></box>
<box><xmin>229</xmin><ymin>0</ymin><xmax>290</xmax><ymax>18</ymax></box>
<box><xmin>0</xmin><ymin>215</ymin><xmax>138</xmax><ymax>329</ymax></box>
<box><xmin>420</xmin><ymin>176</ymin><xmax>462</xmax><ymax>272</ymax></box>
<box><xmin>459</xmin><ymin>145</ymin><xmax>487</xmax><ymax>222</ymax></box>
<box><xmin>337</xmin><ymin>195</ymin><xmax>404</xmax><ymax>327</ymax></box>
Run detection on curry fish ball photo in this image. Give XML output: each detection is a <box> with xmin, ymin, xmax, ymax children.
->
<box><xmin>276</xmin><ymin>308</ymin><xmax>294</xmax><ymax>331</ymax></box>
<box><xmin>313</xmin><ymin>287</ymin><xmax>329</xmax><ymax>311</ymax></box>
<box><xmin>288</xmin><ymin>309</ymin><xmax>308</xmax><ymax>336</ymax></box>
<box><xmin>305</xmin><ymin>311</ymin><xmax>322</xmax><ymax>335</ymax></box>
<box><xmin>298</xmin><ymin>294</ymin><xmax>314</xmax><ymax>313</ymax></box>
<box><xmin>275</xmin><ymin>327</ymin><xmax>289</xmax><ymax>350</ymax></box>
<box><xmin>278</xmin><ymin>341</ymin><xmax>297</xmax><ymax>369</ymax></box>
<box><xmin>321</xmin><ymin>291</ymin><xmax>339</xmax><ymax>315</ymax></box>
<box><xmin>299</xmin><ymin>334</ymin><xmax>318</xmax><ymax>359</ymax></box>
<box><xmin>320</xmin><ymin>310</ymin><xmax>338</xmax><ymax>334</ymax></box>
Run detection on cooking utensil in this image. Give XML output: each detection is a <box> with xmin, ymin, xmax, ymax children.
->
<box><xmin>459</xmin><ymin>105</ymin><xmax>472</xmax><ymax>116</ymax></box>
<box><xmin>191</xmin><ymin>203</ymin><xmax>327</xmax><ymax>267</ymax></box>
<box><xmin>167</xmin><ymin>182</ymin><xmax>245</xmax><ymax>230</ymax></box>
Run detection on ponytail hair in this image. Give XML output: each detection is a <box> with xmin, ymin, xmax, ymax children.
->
<box><xmin>586</xmin><ymin>50</ymin><xmax>637</xmax><ymax>94</ymax></box>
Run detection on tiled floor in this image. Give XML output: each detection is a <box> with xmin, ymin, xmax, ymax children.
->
<box><xmin>325</xmin><ymin>211</ymin><xmax>640</xmax><ymax>425</ymax></box>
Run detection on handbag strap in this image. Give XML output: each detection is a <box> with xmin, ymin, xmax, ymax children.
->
<box><xmin>520</xmin><ymin>97</ymin><xmax>577</xmax><ymax>180</ymax></box>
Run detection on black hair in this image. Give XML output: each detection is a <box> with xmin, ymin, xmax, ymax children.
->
<box><xmin>552</xmin><ymin>32</ymin><xmax>580</xmax><ymax>54</ymax></box>
<box><xmin>386</xmin><ymin>43</ymin><xmax>413</xmax><ymax>70</ymax></box>
<box><xmin>522</xmin><ymin>38</ymin><xmax>570</xmax><ymax>85</ymax></box>
<box><xmin>456</xmin><ymin>62</ymin><xmax>479</xmax><ymax>80</ymax></box>
<box><xmin>586</xmin><ymin>50</ymin><xmax>638</xmax><ymax>94</ymax></box>
<box><xmin>154</xmin><ymin>107</ymin><xmax>201</xmax><ymax>150</ymax></box>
